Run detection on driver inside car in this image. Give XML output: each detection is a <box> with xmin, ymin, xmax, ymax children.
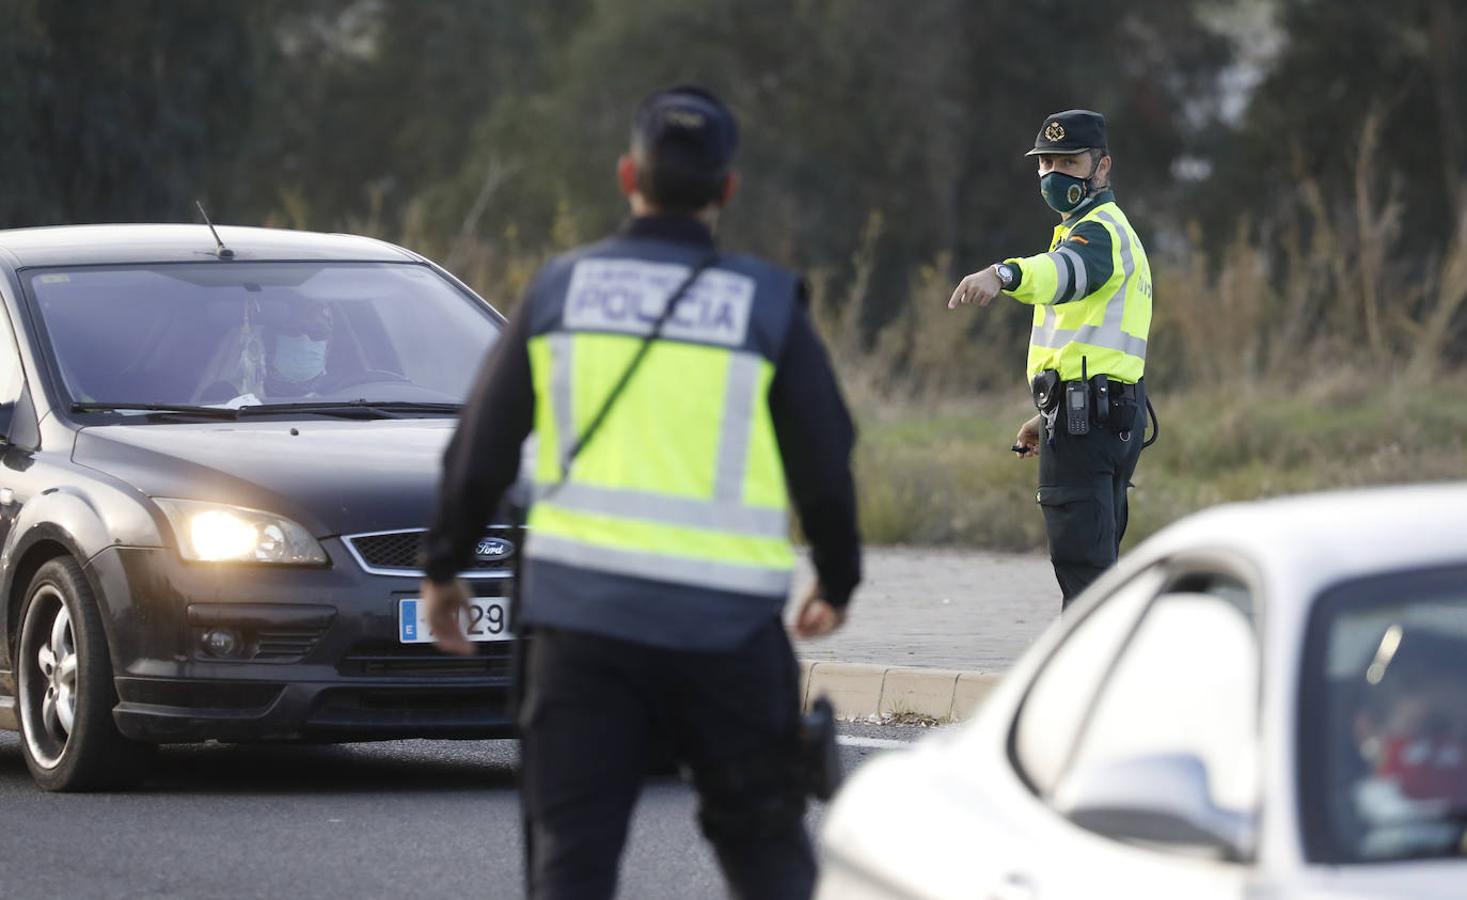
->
<box><xmin>198</xmin><ymin>300</ymin><xmax>340</xmax><ymax>404</ymax></box>
<box><xmin>1348</xmin><ymin>628</ymin><xmax>1467</xmax><ymax>858</ymax></box>
<box><xmin>263</xmin><ymin>300</ymin><xmax>335</xmax><ymax>398</ymax></box>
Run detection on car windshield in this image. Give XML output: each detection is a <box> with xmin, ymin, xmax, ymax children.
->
<box><xmin>26</xmin><ymin>262</ymin><xmax>501</xmax><ymax>414</ymax></box>
<box><xmin>1302</xmin><ymin>566</ymin><xmax>1467</xmax><ymax>864</ymax></box>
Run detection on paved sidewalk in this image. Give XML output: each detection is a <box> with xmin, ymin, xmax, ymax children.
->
<box><xmin>789</xmin><ymin>547</ymin><xmax>1060</xmax><ymax>672</ymax></box>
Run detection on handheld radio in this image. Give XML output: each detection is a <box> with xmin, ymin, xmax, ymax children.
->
<box><xmin>1066</xmin><ymin>358</ymin><xmax>1090</xmax><ymax>436</ymax></box>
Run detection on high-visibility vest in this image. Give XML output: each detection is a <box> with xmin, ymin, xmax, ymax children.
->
<box><xmin>1005</xmin><ymin>200</ymin><xmax>1152</xmax><ymax>383</ymax></box>
<box><xmin>521</xmin><ymin>242</ymin><xmax>798</xmax><ymax>612</ymax></box>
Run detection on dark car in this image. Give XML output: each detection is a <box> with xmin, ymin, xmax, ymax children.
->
<box><xmin>0</xmin><ymin>224</ymin><xmax>522</xmax><ymax>791</ymax></box>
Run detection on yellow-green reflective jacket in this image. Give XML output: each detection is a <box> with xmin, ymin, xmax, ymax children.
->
<box><xmin>520</xmin><ymin>233</ymin><xmax>799</xmax><ymax>636</ymax></box>
<box><xmin>1003</xmin><ymin>194</ymin><xmax>1152</xmax><ymax>383</ymax></box>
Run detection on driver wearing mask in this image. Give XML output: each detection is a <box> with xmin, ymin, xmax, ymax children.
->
<box><xmin>264</xmin><ymin>301</ymin><xmax>334</xmax><ymax>398</ymax></box>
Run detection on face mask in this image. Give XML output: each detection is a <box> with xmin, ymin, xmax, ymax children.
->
<box><xmin>272</xmin><ymin>333</ymin><xmax>328</xmax><ymax>383</ymax></box>
<box><xmin>1039</xmin><ymin>157</ymin><xmax>1101</xmax><ymax>214</ymax></box>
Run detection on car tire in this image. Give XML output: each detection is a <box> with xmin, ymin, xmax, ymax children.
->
<box><xmin>15</xmin><ymin>557</ymin><xmax>154</xmax><ymax>791</ymax></box>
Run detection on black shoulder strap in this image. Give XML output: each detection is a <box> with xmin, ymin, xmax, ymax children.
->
<box><xmin>554</xmin><ymin>251</ymin><xmax>719</xmax><ymax>487</ymax></box>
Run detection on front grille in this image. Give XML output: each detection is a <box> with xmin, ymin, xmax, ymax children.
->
<box><xmin>344</xmin><ymin>526</ymin><xmax>522</xmax><ymax>576</ymax></box>
<box><xmin>255</xmin><ymin>627</ymin><xmax>327</xmax><ymax>660</ymax></box>
<box><xmin>337</xmin><ymin>640</ymin><xmax>515</xmax><ymax>678</ymax></box>
<box><xmin>118</xmin><ymin>679</ymin><xmax>284</xmax><ymax>711</ymax></box>
<box><xmin>353</xmin><ymin>689</ymin><xmax>496</xmax><ymax>711</ymax></box>
<box><xmin>190</xmin><ymin>623</ymin><xmax>328</xmax><ymax>663</ymax></box>
<box><xmin>309</xmin><ymin>685</ymin><xmax>512</xmax><ymax>725</ymax></box>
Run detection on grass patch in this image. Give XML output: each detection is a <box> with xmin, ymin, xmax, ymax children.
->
<box><xmin>851</xmin><ymin>372</ymin><xmax>1467</xmax><ymax>552</ymax></box>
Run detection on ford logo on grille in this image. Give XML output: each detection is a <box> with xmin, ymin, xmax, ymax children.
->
<box><xmin>475</xmin><ymin>537</ymin><xmax>515</xmax><ymax>562</ymax></box>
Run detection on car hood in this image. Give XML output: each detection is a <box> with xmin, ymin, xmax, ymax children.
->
<box><xmin>73</xmin><ymin>418</ymin><xmax>474</xmax><ymax>537</ymax></box>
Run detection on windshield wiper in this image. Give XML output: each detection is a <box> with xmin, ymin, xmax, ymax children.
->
<box><xmin>71</xmin><ymin>402</ymin><xmax>241</xmax><ymax>420</ymax></box>
<box><xmin>72</xmin><ymin>400</ymin><xmax>463</xmax><ymax>421</ymax></box>
<box><xmin>234</xmin><ymin>401</ymin><xmax>462</xmax><ymax>419</ymax></box>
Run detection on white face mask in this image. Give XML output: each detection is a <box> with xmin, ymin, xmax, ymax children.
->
<box><xmin>272</xmin><ymin>333</ymin><xmax>328</xmax><ymax>383</ymax></box>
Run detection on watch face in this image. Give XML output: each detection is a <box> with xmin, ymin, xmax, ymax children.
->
<box><xmin>997</xmin><ymin>264</ymin><xmax>1014</xmax><ymax>284</ymax></box>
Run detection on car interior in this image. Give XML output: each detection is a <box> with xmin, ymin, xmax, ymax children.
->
<box><xmin>1316</xmin><ymin>587</ymin><xmax>1467</xmax><ymax>862</ymax></box>
<box><xmin>36</xmin><ymin>283</ymin><xmax>408</xmax><ymax>406</ymax></box>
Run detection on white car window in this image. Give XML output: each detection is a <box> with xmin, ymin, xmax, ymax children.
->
<box><xmin>1064</xmin><ymin>585</ymin><xmax>1260</xmax><ymax>815</ymax></box>
<box><xmin>1012</xmin><ymin>568</ymin><xmax>1164</xmax><ymax>794</ymax></box>
<box><xmin>1301</xmin><ymin>565</ymin><xmax>1467</xmax><ymax>864</ymax></box>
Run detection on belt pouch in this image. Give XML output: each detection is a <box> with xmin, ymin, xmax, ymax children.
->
<box><xmin>1031</xmin><ymin>370</ymin><xmax>1061</xmax><ymax>412</ymax></box>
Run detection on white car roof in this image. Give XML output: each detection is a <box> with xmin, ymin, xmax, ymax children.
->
<box><xmin>1134</xmin><ymin>482</ymin><xmax>1467</xmax><ymax>600</ymax></box>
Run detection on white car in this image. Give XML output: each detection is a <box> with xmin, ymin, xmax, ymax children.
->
<box><xmin>819</xmin><ymin>484</ymin><xmax>1467</xmax><ymax>900</ymax></box>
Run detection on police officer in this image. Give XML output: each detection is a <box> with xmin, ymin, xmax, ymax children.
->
<box><xmin>947</xmin><ymin>109</ymin><xmax>1152</xmax><ymax>607</ymax></box>
<box><xmin>420</xmin><ymin>85</ymin><xmax>861</xmax><ymax>899</ymax></box>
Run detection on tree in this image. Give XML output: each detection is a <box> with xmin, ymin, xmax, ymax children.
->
<box><xmin>0</xmin><ymin>0</ymin><xmax>271</xmax><ymax>227</ymax></box>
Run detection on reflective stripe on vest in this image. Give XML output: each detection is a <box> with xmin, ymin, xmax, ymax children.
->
<box><xmin>1027</xmin><ymin>205</ymin><xmax>1150</xmax><ymax>382</ymax></box>
<box><xmin>1047</xmin><ymin>245</ymin><xmax>1088</xmax><ymax>302</ymax></box>
<box><xmin>527</xmin><ymin>531</ymin><xmax>793</xmax><ymax>596</ymax></box>
<box><xmin>525</xmin><ymin>260</ymin><xmax>794</xmax><ymax>597</ymax></box>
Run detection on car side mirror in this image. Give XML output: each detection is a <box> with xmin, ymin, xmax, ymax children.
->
<box><xmin>0</xmin><ymin>385</ymin><xmax>41</xmax><ymax>451</ymax></box>
<box><xmin>1053</xmin><ymin>752</ymin><xmax>1254</xmax><ymax>861</ymax></box>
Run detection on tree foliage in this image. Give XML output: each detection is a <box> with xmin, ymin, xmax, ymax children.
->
<box><xmin>2</xmin><ymin>0</ymin><xmax>1465</xmax><ymax>378</ymax></box>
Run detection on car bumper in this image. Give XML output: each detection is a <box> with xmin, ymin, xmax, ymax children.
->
<box><xmin>111</xmin><ymin>676</ymin><xmax>516</xmax><ymax>743</ymax></box>
<box><xmin>87</xmin><ymin>543</ymin><xmax>520</xmax><ymax>743</ymax></box>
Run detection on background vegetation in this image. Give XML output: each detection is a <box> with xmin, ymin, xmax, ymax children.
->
<box><xmin>1</xmin><ymin>0</ymin><xmax>1463</xmax><ymax>549</ymax></box>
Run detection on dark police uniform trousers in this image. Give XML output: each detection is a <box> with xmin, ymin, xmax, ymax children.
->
<box><xmin>1037</xmin><ymin>379</ymin><xmax>1146</xmax><ymax>606</ymax></box>
<box><xmin>519</xmin><ymin>619</ymin><xmax>813</xmax><ymax>899</ymax></box>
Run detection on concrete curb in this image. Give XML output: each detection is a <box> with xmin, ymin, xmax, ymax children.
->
<box><xmin>798</xmin><ymin>660</ymin><xmax>1003</xmax><ymax>722</ymax></box>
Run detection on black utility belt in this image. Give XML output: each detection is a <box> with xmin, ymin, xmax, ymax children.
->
<box><xmin>1031</xmin><ymin>370</ymin><xmax>1142</xmax><ymax>436</ymax></box>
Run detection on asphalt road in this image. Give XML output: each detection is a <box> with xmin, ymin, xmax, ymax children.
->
<box><xmin>0</xmin><ymin>722</ymin><xmax>940</xmax><ymax>899</ymax></box>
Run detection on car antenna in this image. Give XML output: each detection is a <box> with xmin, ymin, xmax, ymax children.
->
<box><xmin>195</xmin><ymin>201</ymin><xmax>235</xmax><ymax>258</ymax></box>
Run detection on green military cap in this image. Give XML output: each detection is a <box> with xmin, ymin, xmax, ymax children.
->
<box><xmin>1025</xmin><ymin>109</ymin><xmax>1107</xmax><ymax>157</ymax></box>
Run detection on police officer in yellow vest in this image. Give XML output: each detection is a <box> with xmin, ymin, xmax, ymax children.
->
<box><xmin>420</xmin><ymin>86</ymin><xmax>861</xmax><ymax>899</ymax></box>
<box><xmin>948</xmin><ymin>109</ymin><xmax>1152</xmax><ymax>607</ymax></box>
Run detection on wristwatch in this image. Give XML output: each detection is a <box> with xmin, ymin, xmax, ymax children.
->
<box><xmin>994</xmin><ymin>263</ymin><xmax>1016</xmax><ymax>288</ymax></box>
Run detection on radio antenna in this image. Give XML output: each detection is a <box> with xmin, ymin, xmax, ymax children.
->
<box><xmin>195</xmin><ymin>201</ymin><xmax>235</xmax><ymax>258</ymax></box>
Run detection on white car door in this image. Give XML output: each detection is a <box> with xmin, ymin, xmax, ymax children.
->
<box><xmin>818</xmin><ymin>562</ymin><xmax>1269</xmax><ymax>900</ymax></box>
<box><xmin>995</xmin><ymin>564</ymin><xmax>1263</xmax><ymax>900</ymax></box>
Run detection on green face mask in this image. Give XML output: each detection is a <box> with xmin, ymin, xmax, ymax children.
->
<box><xmin>1039</xmin><ymin>156</ymin><xmax>1101</xmax><ymax>214</ymax></box>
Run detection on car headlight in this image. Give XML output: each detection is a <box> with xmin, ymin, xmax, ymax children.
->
<box><xmin>155</xmin><ymin>498</ymin><xmax>327</xmax><ymax>564</ymax></box>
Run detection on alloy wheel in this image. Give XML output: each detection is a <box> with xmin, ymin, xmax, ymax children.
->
<box><xmin>18</xmin><ymin>585</ymin><xmax>78</xmax><ymax>769</ymax></box>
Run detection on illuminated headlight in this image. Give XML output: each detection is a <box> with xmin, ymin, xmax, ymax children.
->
<box><xmin>155</xmin><ymin>499</ymin><xmax>327</xmax><ymax>564</ymax></box>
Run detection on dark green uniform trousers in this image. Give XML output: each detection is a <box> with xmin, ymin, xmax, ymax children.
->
<box><xmin>1036</xmin><ymin>381</ymin><xmax>1146</xmax><ymax>607</ymax></box>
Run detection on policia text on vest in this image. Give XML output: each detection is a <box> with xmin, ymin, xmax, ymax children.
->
<box><xmin>419</xmin><ymin>86</ymin><xmax>861</xmax><ymax>900</ymax></box>
<box><xmin>949</xmin><ymin>109</ymin><xmax>1153</xmax><ymax>607</ymax></box>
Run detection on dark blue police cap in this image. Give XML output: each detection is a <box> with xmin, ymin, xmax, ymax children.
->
<box><xmin>1025</xmin><ymin>109</ymin><xmax>1107</xmax><ymax>157</ymax></box>
<box><xmin>633</xmin><ymin>85</ymin><xmax>739</xmax><ymax>173</ymax></box>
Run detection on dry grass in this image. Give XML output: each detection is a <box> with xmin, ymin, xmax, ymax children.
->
<box><xmin>271</xmin><ymin>116</ymin><xmax>1467</xmax><ymax>550</ymax></box>
<box><xmin>852</xmin><ymin>370</ymin><xmax>1467</xmax><ymax>551</ymax></box>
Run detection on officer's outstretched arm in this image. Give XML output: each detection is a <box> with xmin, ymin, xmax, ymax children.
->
<box><xmin>1001</xmin><ymin>221</ymin><xmax>1115</xmax><ymax>307</ymax></box>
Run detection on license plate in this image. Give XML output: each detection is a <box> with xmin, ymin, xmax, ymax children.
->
<box><xmin>398</xmin><ymin>596</ymin><xmax>513</xmax><ymax>644</ymax></box>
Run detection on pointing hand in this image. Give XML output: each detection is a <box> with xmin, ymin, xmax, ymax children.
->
<box><xmin>947</xmin><ymin>265</ymin><xmax>1004</xmax><ymax>309</ymax></box>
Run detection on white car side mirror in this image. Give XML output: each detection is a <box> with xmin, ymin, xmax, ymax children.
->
<box><xmin>1053</xmin><ymin>752</ymin><xmax>1255</xmax><ymax>861</ymax></box>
